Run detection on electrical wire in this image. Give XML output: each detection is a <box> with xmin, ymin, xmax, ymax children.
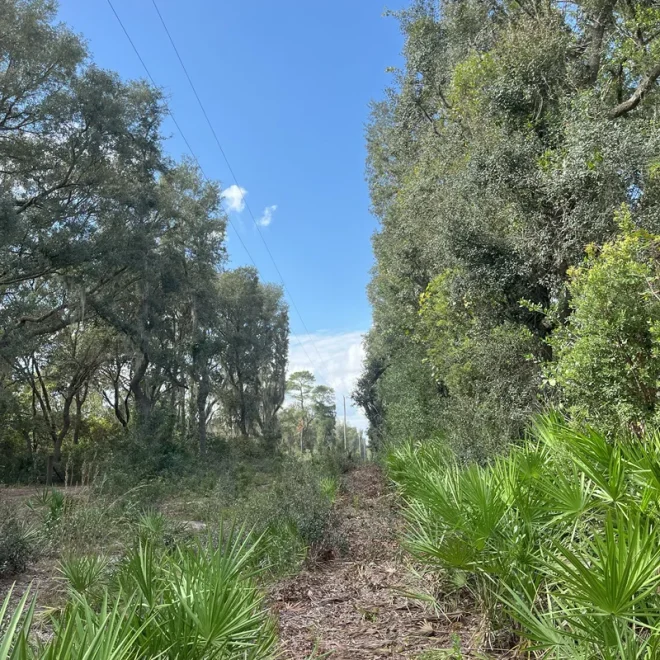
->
<box><xmin>149</xmin><ymin>0</ymin><xmax>338</xmax><ymax>377</ymax></box>
<box><xmin>106</xmin><ymin>0</ymin><xmax>325</xmax><ymax>380</ymax></box>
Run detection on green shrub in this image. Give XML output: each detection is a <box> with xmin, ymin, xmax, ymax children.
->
<box><xmin>230</xmin><ymin>459</ymin><xmax>339</xmax><ymax>574</ymax></box>
<box><xmin>113</xmin><ymin>534</ymin><xmax>277</xmax><ymax>659</ymax></box>
<box><xmin>548</xmin><ymin>214</ymin><xmax>660</xmax><ymax>435</ymax></box>
<box><xmin>258</xmin><ymin>521</ymin><xmax>307</xmax><ymax>572</ymax></box>
<box><xmin>319</xmin><ymin>476</ymin><xmax>339</xmax><ymax>503</ymax></box>
<box><xmin>0</xmin><ymin>506</ymin><xmax>37</xmax><ymax>576</ymax></box>
<box><xmin>27</xmin><ymin>489</ymin><xmax>124</xmax><ymax>555</ymax></box>
<box><xmin>0</xmin><ymin>586</ymin><xmax>35</xmax><ymax>660</ymax></box>
<box><xmin>26</xmin><ymin>489</ymin><xmax>70</xmax><ymax>529</ymax></box>
<box><xmin>1</xmin><ymin>528</ymin><xmax>278</xmax><ymax>659</ymax></box>
<box><xmin>57</xmin><ymin>554</ymin><xmax>110</xmax><ymax>600</ymax></box>
<box><xmin>418</xmin><ymin>270</ymin><xmax>542</xmax><ymax>459</ymax></box>
<box><xmin>389</xmin><ymin>416</ymin><xmax>660</xmax><ymax>657</ymax></box>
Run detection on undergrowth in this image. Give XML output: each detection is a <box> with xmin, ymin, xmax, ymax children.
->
<box><xmin>389</xmin><ymin>415</ymin><xmax>660</xmax><ymax>658</ymax></box>
<box><xmin>0</xmin><ymin>448</ymin><xmax>348</xmax><ymax>656</ymax></box>
<box><xmin>1</xmin><ymin>527</ymin><xmax>277</xmax><ymax>659</ymax></box>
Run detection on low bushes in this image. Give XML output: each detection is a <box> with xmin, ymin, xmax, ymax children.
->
<box><xmin>229</xmin><ymin>458</ymin><xmax>341</xmax><ymax>573</ymax></box>
<box><xmin>0</xmin><ymin>507</ymin><xmax>37</xmax><ymax>576</ymax></box>
<box><xmin>388</xmin><ymin>416</ymin><xmax>660</xmax><ymax>658</ymax></box>
<box><xmin>0</xmin><ymin>448</ymin><xmax>346</xmax><ymax>658</ymax></box>
<box><xmin>0</xmin><ymin>528</ymin><xmax>277</xmax><ymax>659</ymax></box>
<box><xmin>2</xmin><ymin>449</ymin><xmax>344</xmax><ymax>579</ymax></box>
<box><xmin>0</xmin><ymin>451</ymin><xmax>346</xmax><ymax>657</ymax></box>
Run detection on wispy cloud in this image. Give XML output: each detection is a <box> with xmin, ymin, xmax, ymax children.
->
<box><xmin>258</xmin><ymin>204</ymin><xmax>277</xmax><ymax>227</ymax></box>
<box><xmin>221</xmin><ymin>184</ymin><xmax>247</xmax><ymax>213</ymax></box>
<box><xmin>288</xmin><ymin>331</ymin><xmax>367</xmax><ymax>429</ymax></box>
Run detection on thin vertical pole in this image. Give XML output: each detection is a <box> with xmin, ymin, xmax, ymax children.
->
<box><xmin>343</xmin><ymin>396</ymin><xmax>348</xmax><ymax>451</ymax></box>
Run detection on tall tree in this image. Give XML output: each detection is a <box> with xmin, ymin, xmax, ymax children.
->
<box><xmin>0</xmin><ymin>0</ymin><xmax>291</xmax><ymax>481</ymax></box>
<box><xmin>254</xmin><ymin>284</ymin><xmax>289</xmax><ymax>447</ymax></box>
<box><xmin>358</xmin><ymin>0</ymin><xmax>660</xmax><ymax>457</ymax></box>
<box><xmin>0</xmin><ymin>0</ymin><xmax>165</xmax><ymax>362</ymax></box>
<box><xmin>285</xmin><ymin>370</ymin><xmax>315</xmax><ymax>452</ymax></box>
<box><xmin>311</xmin><ymin>385</ymin><xmax>336</xmax><ymax>450</ymax></box>
<box><xmin>215</xmin><ymin>268</ymin><xmax>288</xmax><ymax>440</ymax></box>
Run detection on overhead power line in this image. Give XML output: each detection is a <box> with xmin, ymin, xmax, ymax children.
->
<box><xmin>149</xmin><ymin>0</ymin><xmax>336</xmax><ymax>377</ymax></box>
<box><xmin>105</xmin><ymin>0</ymin><xmax>255</xmax><ymax>269</ymax></box>
<box><xmin>105</xmin><ymin>0</ymin><xmax>324</xmax><ymax>381</ymax></box>
<box><xmin>107</xmin><ymin>2</ymin><xmax>352</xmax><ymax>396</ymax></box>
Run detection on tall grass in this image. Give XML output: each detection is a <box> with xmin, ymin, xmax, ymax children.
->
<box><xmin>388</xmin><ymin>416</ymin><xmax>660</xmax><ymax>658</ymax></box>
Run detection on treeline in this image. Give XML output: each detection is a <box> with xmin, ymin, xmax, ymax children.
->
<box><xmin>281</xmin><ymin>370</ymin><xmax>365</xmax><ymax>456</ymax></box>
<box><xmin>356</xmin><ymin>0</ymin><xmax>660</xmax><ymax>457</ymax></box>
<box><xmin>0</xmin><ymin>0</ymin><xmax>290</xmax><ymax>481</ymax></box>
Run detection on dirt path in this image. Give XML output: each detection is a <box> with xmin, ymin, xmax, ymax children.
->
<box><xmin>271</xmin><ymin>465</ymin><xmax>482</xmax><ymax>659</ymax></box>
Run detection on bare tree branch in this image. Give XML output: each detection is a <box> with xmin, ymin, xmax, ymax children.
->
<box><xmin>610</xmin><ymin>61</ymin><xmax>660</xmax><ymax>118</ymax></box>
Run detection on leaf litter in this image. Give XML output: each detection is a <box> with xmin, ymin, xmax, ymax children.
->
<box><xmin>271</xmin><ymin>465</ymin><xmax>489</xmax><ymax>659</ymax></box>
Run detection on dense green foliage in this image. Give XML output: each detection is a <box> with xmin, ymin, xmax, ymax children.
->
<box><xmin>549</xmin><ymin>215</ymin><xmax>660</xmax><ymax>434</ymax></box>
<box><xmin>389</xmin><ymin>417</ymin><xmax>660</xmax><ymax>657</ymax></box>
<box><xmin>364</xmin><ymin>7</ymin><xmax>660</xmax><ymax>652</ymax></box>
<box><xmin>357</xmin><ymin>0</ymin><xmax>660</xmax><ymax>456</ymax></box>
<box><xmin>0</xmin><ymin>0</ymin><xmax>293</xmax><ymax>482</ymax></box>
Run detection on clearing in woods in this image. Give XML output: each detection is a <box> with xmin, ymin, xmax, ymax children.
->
<box><xmin>0</xmin><ymin>466</ymin><xmax>486</xmax><ymax>658</ymax></box>
<box><xmin>271</xmin><ymin>465</ymin><xmax>483</xmax><ymax>659</ymax></box>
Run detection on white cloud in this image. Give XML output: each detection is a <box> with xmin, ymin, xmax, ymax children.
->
<box><xmin>221</xmin><ymin>184</ymin><xmax>247</xmax><ymax>213</ymax></box>
<box><xmin>287</xmin><ymin>330</ymin><xmax>368</xmax><ymax>429</ymax></box>
<box><xmin>258</xmin><ymin>204</ymin><xmax>277</xmax><ymax>227</ymax></box>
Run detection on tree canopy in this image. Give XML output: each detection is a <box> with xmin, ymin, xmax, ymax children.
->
<box><xmin>0</xmin><ymin>0</ymin><xmax>291</xmax><ymax>481</ymax></box>
<box><xmin>357</xmin><ymin>0</ymin><xmax>660</xmax><ymax>457</ymax></box>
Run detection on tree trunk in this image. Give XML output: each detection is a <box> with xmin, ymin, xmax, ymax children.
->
<box><xmin>236</xmin><ymin>369</ymin><xmax>249</xmax><ymax>438</ymax></box>
<box><xmin>180</xmin><ymin>391</ymin><xmax>187</xmax><ymax>436</ymax></box>
<box><xmin>197</xmin><ymin>370</ymin><xmax>210</xmax><ymax>456</ymax></box>
<box><xmin>73</xmin><ymin>383</ymin><xmax>88</xmax><ymax>445</ymax></box>
<box><xmin>237</xmin><ymin>382</ymin><xmax>249</xmax><ymax>438</ymax></box>
<box><xmin>584</xmin><ymin>1</ymin><xmax>615</xmax><ymax>86</ymax></box>
<box><xmin>30</xmin><ymin>385</ymin><xmax>37</xmax><ymax>456</ymax></box>
<box><xmin>130</xmin><ymin>352</ymin><xmax>152</xmax><ymax>428</ymax></box>
<box><xmin>46</xmin><ymin>455</ymin><xmax>54</xmax><ymax>486</ymax></box>
<box><xmin>54</xmin><ymin>394</ymin><xmax>74</xmax><ymax>463</ymax></box>
<box><xmin>105</xmin><ymin>363</ymin><xmax>130</xmax><ymax>428</ymax></box>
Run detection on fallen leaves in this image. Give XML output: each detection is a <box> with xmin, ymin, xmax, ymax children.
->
<box><xmin>269</xmin><ymin>465</ymin><xmax>488</xmax><ymax>659</ymax></box>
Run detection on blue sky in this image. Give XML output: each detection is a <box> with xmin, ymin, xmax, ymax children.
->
<box><xmin>55</xmin><ymin>0</ymin><xmax>405</xmax><ymax>426</ymax></box>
